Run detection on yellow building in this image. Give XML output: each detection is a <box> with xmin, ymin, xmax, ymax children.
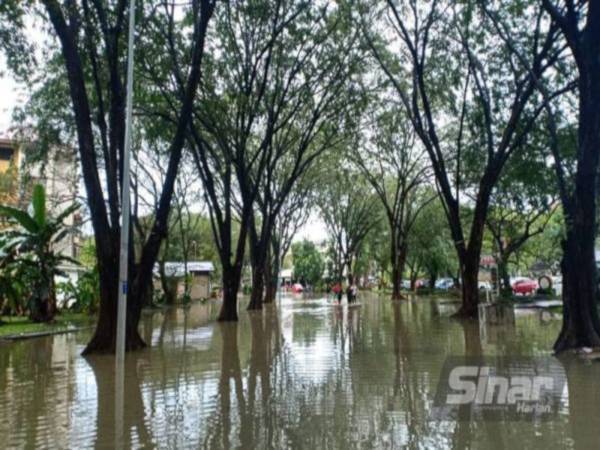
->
<box><xmin>0</xmin><ymin>137</ymin><xmax>81</xmax><ymax>260</ymax></box>
<box><xmin>0</xmin><ymin>138</ymin><xmax>21</xmax><ymax>206</ymax></box>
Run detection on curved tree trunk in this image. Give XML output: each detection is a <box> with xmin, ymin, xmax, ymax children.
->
<box><xmin>553</xmin><ymin>21</ymin><xmax>600</xmax><ymax>351</ymax></box>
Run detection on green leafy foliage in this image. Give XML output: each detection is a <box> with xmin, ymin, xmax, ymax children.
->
<box><xmin>292</xmin><ymin>240</ymin><xmax>324</xmax><ymax>287</ymax></box>
<box><xmin>0</xmin><ymin>184</ymin><xmax>79</xmax><ymax>322</ymax></box>
<box><xmin>59</xmin><ymin>269</ymin><xmax>100</xmax><ymax>315</ymax></box>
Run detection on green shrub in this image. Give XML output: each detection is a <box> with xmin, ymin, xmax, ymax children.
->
<box><xmin>60</xmin><ymin>268</ymin><xmax>100</xmax><ymax>315</ymax></box>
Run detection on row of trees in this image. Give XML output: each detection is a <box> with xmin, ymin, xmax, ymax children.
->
<box><xmin>1</xmin><ymin>0</ymin><xmax>598</xmax><ymax>354</ymax></box>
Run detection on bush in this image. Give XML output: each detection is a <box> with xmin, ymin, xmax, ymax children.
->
<box><xmin>59</xmin><ymin>269</ymin><xmax>100</xmax><ymax>315</ymax></box>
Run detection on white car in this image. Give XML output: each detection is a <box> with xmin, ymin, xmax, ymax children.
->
<box><xmin>478</xmin><ymin>281</ymin><xmax>492</xmax><ymax>291</ymax></box>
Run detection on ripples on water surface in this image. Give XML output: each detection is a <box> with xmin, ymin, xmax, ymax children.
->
<box><xmin>1</xmin><ymin>295</ymin><xmax>599</xmax><ymax>449</ymax></box>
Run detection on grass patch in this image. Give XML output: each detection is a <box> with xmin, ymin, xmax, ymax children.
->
<box><xmin>0</xmin><ymin>312</ymin><xmax>95</xmax><ymax>339</ymax></box>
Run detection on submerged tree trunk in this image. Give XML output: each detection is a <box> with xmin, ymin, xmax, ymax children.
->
<box><xmin>555</xmin><ymin>235</ymin><xmax>600</xmax><ymax>352</ymax></box>
<box><xmin>390</xmin><ymin>237</ymin><xmax>408</xmax><ymax>300</ymax></box>
<box><xmin>456</xmin><ymin>254</ymin><xmax>480</xmax><ymax>318</ymax></box>
<box><xmin>542</xmin><ymin>0</ymin><xmax>600</xmax><ymax>355</ymax></box>
<box><xmin>247</xmin><ymin>262</ymin><xmax>265</xmax><ymax>310</ymax></box>
<box><xmin>554</xmin><ymin>12</ymin><xmax>600</xmax><ymax>352</ymax></box>
<box><xmin>391</xmin><ymin>264</ymin><xmax>403</xmax><ymax>300</ymax></box>
<box><xmin>219</xmin><ymin>267</ymin><xmax>242</xmax><ymax>321</ymax></box>
<box><xmin>83</xmin><ymin>249</ymin><xmax>145</xmax><ymax>354</ymax></box>
<box><xmin>263</xmin><ymin>250</ymin><xmax>278</xmax><ymax>304</ymax></box>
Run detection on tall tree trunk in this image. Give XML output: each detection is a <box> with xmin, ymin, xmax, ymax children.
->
<box><xmin>83</xmin><ymin>245</ymin><xmax>145</xmax><ymax>354</ymax></box>
<box><xmin>391</xmin><ymin>263</ymin><xmax>403</xmax><ymax>300</ymax></box>
<box><xmin>497</xmin><ymin>254</ymin><xmax>512</xmax><ymax>298</ymax></box>
<box><xmin>391</xmin><ymin>243</ymin><xmax>407</xmax><ymax>300</ymax></box>
<box><xmin>263</xmin><ymin>250</ymin><xmax>277</xmax><ymax>304</ymax></box>
<box><xmin>219</xmin><ymin>266</ymin><xmax>242</xmax><ymax>321</ymax></box>
<box><xmin>248</xmin><ymin>261</ymin><xmax>265</xmax><ymax>310</ymax></box>
<box><xmin>555</xmin><ymin>234</ymin><xmax>600</xmax><ymax>352</ymax></box>
<box><xmin>429</xmin><ymin>273</ymin><xmax>437</xmax><ymax>292</ymax></box>
<box><xmin>247</xmin><ymin>225</ymin><xmax>269</xmax><ymax>310</ymax></box>
<box><xmin>542</xmin><ymin>0</ymin><xmax>600</xmax><ymax>353</ymax></box>
<box><xmin>452</xmin><ymin>180</ymin><xmax>493</xmax><ymax>317</ymax></box>
<box><xmin>457</xmin><ymin>254</ymin><xmax>480</xmax><ymax>318</ymax></box>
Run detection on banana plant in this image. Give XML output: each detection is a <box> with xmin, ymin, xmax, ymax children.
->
<box><xmin>0</xmin><ymin>184</ymin><xmax>80</xmax><ymax>322</ymax></box>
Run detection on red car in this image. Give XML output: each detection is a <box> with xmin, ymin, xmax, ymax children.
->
<box><xmin>512</xmin><ymin>278</ymin><xmax>538</xmax><ymax>295</ymax></box>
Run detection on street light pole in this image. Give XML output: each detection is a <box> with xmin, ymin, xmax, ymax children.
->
<box><xmin>116</xmin><ymin>0</ymin><xmax>136</xmax><ymax>362</ymax></box>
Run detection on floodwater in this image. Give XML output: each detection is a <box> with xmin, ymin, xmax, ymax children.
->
<box><xmin>0</xmin><ymin>295</ymin><xmax>599</xmax><ymax>449</ymax></box>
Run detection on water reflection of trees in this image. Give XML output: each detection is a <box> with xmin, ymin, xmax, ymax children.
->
<box><xmin>2</xmin><ymin>297</ymin><xmax>596</xmax><ymax>449</ymax></box>
<box><xmin>204</xmin><ymin>305</ymin><xmax>284</xmax><ymax>449</ymax></box>
<box><xmin>0</xmin><ymin>335</ymin><xmax>82</xmax><ymax>448</ymax></box>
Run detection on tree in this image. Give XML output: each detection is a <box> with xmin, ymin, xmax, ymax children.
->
<box><xmin>0</xmin><ymin>184</ymin><xmax>79</xmax><ymax>322</ymax></box>
<box><xmin>190</xmin><ymin>0</ymin><xmax>361</xmax><ymax>319</ymax></box>
<box><xmin>352</xmin><ymin>106</ymin><xmax>430</xmax><ymax>299</ymax></box>
<box><xmin>485</xmin><ymin>143</ymin><xmax>558</xmax><ymax>296</ymax></box>
<box><xmin>291</xmin><ymin>240</ymin><xmax>324</xmax><ymax>287</ymax></box>
<box><xmin>538</xmin><ymin>0</ymin><xmax>600</xmax><ymax>352</ymax></box>
<box><xmin>318</xmin><ymin>169</ymin><xmax>379</xmax><ymax>286</ymax></box>
<box><xmin>361</xmin><ymin>0</ymin><xmax>564</xmax><ymax>317</ymax></box>
<box><xmin>406</xmin><ymin>195</ymin><xmax>457</xmax><ymax>290</ymax></box>
<box><xmin>12</xmin><ymin>0</ymin><xmax>217</xmax><ymax>353</ymax></box>
<box><xmin>264</xmin><ymin>183</ymin><xmax>311</xmax><ymax>304</ymax></box>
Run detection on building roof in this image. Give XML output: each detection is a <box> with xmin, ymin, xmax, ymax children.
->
<box><xmin>155</xmin><ymin>261</ymin><xmax>215</xmax><ymax>277</ymax></box>
<box><xmin>280</xmin><ymin>268</ymin><xmax>293</xmax><ymax>278</ymax></box>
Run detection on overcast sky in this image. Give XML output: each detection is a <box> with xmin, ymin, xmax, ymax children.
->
<box><xmin>0</xmin><ymin>56</ymin><xmax>25</xmax><ymax>136</ymax></box>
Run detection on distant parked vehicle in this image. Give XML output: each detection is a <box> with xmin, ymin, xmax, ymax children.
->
<box><xmin>478</xmin><ymin>281</ymin><xmax>492</xmax><ymax>291</ymax></box>
<box><xmin>291</xmin><ymin>283</ymin><xmax>304</xmax><ymax>293</ymax></box>
<box><xmin>416</xmin><ymin>279</ymin><xmax>429</xmax><ymax>289</ymax></box>
<box><xmin>512</xmin><ymin>278</ymin><xmax>538</xmax><ymax>295</ymax></box>
<box><xmin>401</xmin><ymin>280</ymin><xmax>411</xmax><ymax>290</ymax></box>
<box><xmin>510</xmin><ymin>276</ymin><xmax>529</xmax><ymax>286</ymax></box>
<box><xmin>435</xmin><ymin>278</ymin><xmax>454</xmax><ymax>290</ymax></box>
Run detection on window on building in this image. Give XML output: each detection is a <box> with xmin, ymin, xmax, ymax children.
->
<box><xmin>0</xmin><ymin>146</ymin><xmax>14</xmax><ymax>161</ymax></box>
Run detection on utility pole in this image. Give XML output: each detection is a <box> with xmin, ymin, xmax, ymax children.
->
<box><xmin>116</xmin><ymin>0</ymin><xmax>136</xmax><ymax>362</ymax></box>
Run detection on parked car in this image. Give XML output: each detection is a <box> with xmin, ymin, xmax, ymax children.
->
<box><xmin>416</xmin><ymin>279</ymin><xmax>429</xmax><ymax>289</ymax></box>
<box><xmin>478</xmin><ymin>281</ymin><xmax>492</xmax><ymax>291</ymax></box>
<box><xmin>435</xmin><ymin>278</ymin><xmax>454</xmax><ymax>290</ymax></box>
<box><xmin>512</xmin><ymin>278</ymin><xmax>538</xmax><ymax>295</ymax></box>
<box><xmin>291</xmin><ymin>283</ymin><xmax>304</xmax><ymax>293</ymax></box>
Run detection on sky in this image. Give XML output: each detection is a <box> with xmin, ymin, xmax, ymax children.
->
<box><xmin>0</xmin><ymin>56</ymin><xmax>25</xmax><ymax>136</ymax></box>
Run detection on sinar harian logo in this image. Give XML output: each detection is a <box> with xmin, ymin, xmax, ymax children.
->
<box><xmin>432</xmin><ymin>357</ymin><xmax>566</xmax><ymax>421</ymax></box>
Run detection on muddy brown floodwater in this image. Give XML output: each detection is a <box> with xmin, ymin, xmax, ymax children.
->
<box><xmin>1</xmin><ymin>295</ymin><xmax>599</xmax><ymax>449</ymax></box>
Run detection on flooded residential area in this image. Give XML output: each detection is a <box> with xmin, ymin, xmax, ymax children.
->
<box><xmin>1</xmin><ymin>295</ymin><xmax>598</xmax><ymax>449</ymax></box>
<box><xmin>2</xmin><ymin>1</ymin><xmax>600</xmax><ymax>448</ymax></box>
